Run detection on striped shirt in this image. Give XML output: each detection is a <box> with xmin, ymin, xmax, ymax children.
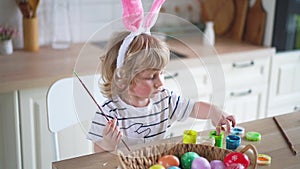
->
<box><xmin>87</xmin><ymin>88</ymin><xmax>194</xmax><ymax>147</ymax></box>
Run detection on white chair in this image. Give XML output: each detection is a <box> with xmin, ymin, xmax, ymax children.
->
<box><xmin>46</xmin><ymin>74</ymin><xmax>104</xmax><ymax>161</ymax></box>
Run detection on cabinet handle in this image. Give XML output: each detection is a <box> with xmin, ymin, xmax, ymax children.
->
<box><xmin>164</xmin><ymin>72</ymin><xmax>179</xmax><ymax>79</ymax></box>
<box><xmin>232</xmin><ymin>60</ymin><xmax>254</xmax><ymax>68</ymax></box>
<box><xmin>230</xmin><ymin>89</ymin><xmax>252</xmax><ymax>97</ymax></box>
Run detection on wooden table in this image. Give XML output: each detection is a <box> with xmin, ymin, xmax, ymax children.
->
<box><xmin>52</xmin><ymin>112</ymin><xmax>300</xmax><ymax>169</ymax></box>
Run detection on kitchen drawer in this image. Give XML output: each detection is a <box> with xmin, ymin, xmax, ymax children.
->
<box><xmin>165</xmin><ymin>62</ymin><xmax>212</xmax><ymax>99</ymax></box>
<box><xmin>222</xmin><ymin>84</ymin><xmax>268</xmax><ymax>122</ymax></box>
<box><xmin>220</xmin><ymin>50</ymin><xmax>272</xmax><ymax>88</ymax></box>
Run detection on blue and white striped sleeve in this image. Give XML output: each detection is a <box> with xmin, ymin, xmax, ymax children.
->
<box><xmin>166</xmin><ymin>89</ymin><xmax>195</xmax><ymax>122</ymax></box>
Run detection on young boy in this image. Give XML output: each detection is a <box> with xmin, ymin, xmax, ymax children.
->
<box><xmin>87</xmin><ymin>32</ymin><xmax>235</xmax><ymax>152</ymax></box>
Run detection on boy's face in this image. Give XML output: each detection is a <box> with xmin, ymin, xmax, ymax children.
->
<box><xmin>129</xmin><ymin>69</ymin><xmax>165</xmax><ymax>99</ymax></box>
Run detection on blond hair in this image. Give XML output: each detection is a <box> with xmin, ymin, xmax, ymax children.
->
<box><xmin>100</xmin><ymin>31</ymin><xmax>170</xmax><ymax>98</ymax></box>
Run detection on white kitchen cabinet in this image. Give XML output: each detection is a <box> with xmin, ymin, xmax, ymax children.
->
<box><xmin>18</xmin><ymin>87</ymin><xmax>93</xmax><ymax>169</ymax></box>
<box><xmin>0</xmin><ymin>91</ymin><xmax>22</xmax><ymax>169</ymax></box>
<box><xmin>220</xmin><ymin>50</ymin><xmax>271</xmax><ymax>88</ymax></box>
<box><xmin>165</xmin><ymin>59</ymin><xmax>212</xmax><ymax>100</ymax></box>
<box><xmin>220</xmin><ymin>49</ymin><xmax>273</xmax><ymax>122</ymax></box>
<box><xmin>223</xmin><ymin>85</ymin><xmax>268</xmax><ymax>123</ymax></box>
<box><xmin>165</xmin><ymin>48</ymin><xmax>275</xmax><ymax>136</ymax></box>
<box><xmin>267</xmin><ymin>50</ymin><xmax>300</xmax><ymax>117</ymax></box>
<box><xmin>18</xmin><ymin>87</ymin><xmax>55</xmax><ymax>169</ymax></box>
<box><xmin>164</xmin><ymin>58</ymin><xmax>214</xmax><ymax>137</ymax></box>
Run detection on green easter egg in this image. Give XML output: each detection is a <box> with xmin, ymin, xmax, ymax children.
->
<box><xmin>180</xmin><ymin>152</ymin><xmax>200</xmax><ymax>169</ymax></box>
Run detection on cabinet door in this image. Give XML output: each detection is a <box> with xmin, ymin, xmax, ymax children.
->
<box><xmin>0</xmin><ymin>91</ymin><xmax>22</xmax><ymax>169</ymax></box>
<box><xmin>223</xmin><ymin>85</ymin><xmax>268</xmax><ymax>123</ymax></box>
<box><xmin>19</xmin><ymin>87</ymin><xmax>93</xmax><ymax>169</ymax></box>
<box><xmin>268</xmin><ymin>50</ymin><xmax>300</xmax><ymax>116</ymax></box>
<box><xmin>19</xmin><ymin>87</ymin><xmax>55</xmax><ymax>169</ymax></box>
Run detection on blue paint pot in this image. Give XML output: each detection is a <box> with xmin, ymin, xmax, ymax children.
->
<box><xmin>230</xmin><ymin>126</ymin><xmax>245</xmax><ymax>136</ymax></box>
<box><xmin>226</xmin><ymin>135</ymin><xmax>241</xmax><ymax>150</ymax></box>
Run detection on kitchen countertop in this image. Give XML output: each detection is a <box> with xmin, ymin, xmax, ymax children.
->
<box><xmin>0</xmin><ymin>36</ymin><xmax>274</xmax><ymax>93</ymax></box>
<box><xmin>52</xmin><ymin>111</ymin><xmax>300</xmax><ymax>169</ymax></box>
<box><xmin>0</xmin><ymin>43</ymin><xmax>103</xmax><ymax>93</ymax></box>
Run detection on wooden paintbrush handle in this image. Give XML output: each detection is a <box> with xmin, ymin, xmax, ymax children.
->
<box><xmin>273</xmin><ymin>116</ymin><xmax>297</xmax><ymax>155</ymax></box>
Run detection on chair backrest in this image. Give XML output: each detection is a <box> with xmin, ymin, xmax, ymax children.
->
<box><xmin>46</xmin><ymin>74</ymin><xmax>104</xmax><ymax>160</ymax></box>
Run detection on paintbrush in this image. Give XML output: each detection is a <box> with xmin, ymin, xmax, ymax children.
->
<box><xmin>273</xmin><ymin>116</ymin><xmax>297</xmax><ymax>156</ymax></box>
<box><xmin>73</xmin><ymin>71</ymin><xmax>131</xmax><ymax>152</ymax></box>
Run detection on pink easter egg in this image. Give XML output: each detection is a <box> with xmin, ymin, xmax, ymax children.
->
<box><xmin>191</xmin><ymin>157</ymin><xmax>211</xmax><ymax>169</ymax></box>
<box><xmin>210</xmin><ymin>160</ymin><xmax>226</xmax><ymax>169</ymax></box>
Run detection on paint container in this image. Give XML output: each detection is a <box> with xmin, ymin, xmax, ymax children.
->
<box><xmin>230</xmin><ymin>126</ymin><xmax>245</xmax><ymax>136</ymax></box>
<box><xmin>209</xmin><ymin>130</ymin><xmax>224</xmax><ymax>148</ymax></box>
<box><xmin>257</xmin><ymin>154</ymin><xmax>271</xmax><ymax>165</ymax></box>
<box><xmin>246</xmin><ymin>131</ymin><xmax>261</xmax><ymax>141</ymax></box>
<box><xmin>183</xmin><ymin>130</ymin><xmax>198</xmax><ymax>144</ymax></box>
<box><xmin>226</xmin><ymin>135</ymin><xmax>241</xmax><ymax>150</ymax></box>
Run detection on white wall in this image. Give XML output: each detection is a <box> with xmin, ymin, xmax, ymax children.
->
<box><xmin>0</xmin><ymin>0</ymin><xmax>275</xmax><ymax>49</ymax></box>
<box><xmin>0</xmin><ymin>0</ymin><xmax>200</xmax><ymax>49</ymax></box>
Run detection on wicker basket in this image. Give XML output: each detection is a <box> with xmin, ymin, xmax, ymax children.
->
<box><xmin>118</xmin><ymin>143</ymin><xmax>257</xmax><ymax>169</ymax></box>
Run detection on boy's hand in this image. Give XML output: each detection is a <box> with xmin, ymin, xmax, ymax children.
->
<box><xmin>216</xmin><ymin>114</ymin><xmax>236</xmax><ymax>135</ymax></box>
<box><xmin>98</xmin><ymin>118</ymin><xmax>122</xmax><ymax>151</ymax></box>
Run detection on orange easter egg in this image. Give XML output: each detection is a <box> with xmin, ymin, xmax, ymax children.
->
<box><xmin>158</xmin><ymin>155</ymin><xmax>180</xmax><ymax>168</ymax></box>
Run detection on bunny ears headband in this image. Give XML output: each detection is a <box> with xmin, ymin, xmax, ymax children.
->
<box><xmin>116</xmin><ymin>0</ymin><xmax>166</xmax><ymax>69</ymax></box>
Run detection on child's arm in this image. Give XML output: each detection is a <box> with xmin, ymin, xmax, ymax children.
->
<box><xmin>94</xmin><ymin>143</ymin><xmax>106</xmax><ymax>153</ymax></box>
<box><xmin>189</xmin><ymin>101</ymin><xmax>236</xmax><ymax>134</ymax></box>
<box><xmin>93</xmin><ymin>118</ymin><xmax>122</xmax><ymax>153</ymax></box>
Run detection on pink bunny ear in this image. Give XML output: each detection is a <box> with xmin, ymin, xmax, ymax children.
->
<box><xmin>121</xmin><ymin>0</ymin><xmax>144</xmax><ymax>32</ymax></box>
<box><xmin>144</xmin><ymin>0</ymin><xmax>166</xmax><ymax>31</ymax></box>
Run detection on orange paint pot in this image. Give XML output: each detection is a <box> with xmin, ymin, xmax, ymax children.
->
<box><xmin>257</xmin><ymin>154</ymin><xmax>271</xmax><ymax>165</ymax></box>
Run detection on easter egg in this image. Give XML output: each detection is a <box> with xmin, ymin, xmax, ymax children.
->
<box><xmin>226</xmin><ymin>163</ymin><xmax>245</xmax><ymax>169</ymax></box>
<box><xmin>167</xmin><ymin>166</ymin><xmax>181</xmax><ymax>169</ymax></box>
<box><xmin>158</xmin><ymin>155</ymin><xmax>180</xmax><ymax>168</ymax></box>
<box><xmin>210</xmin><ymin>160</ymin><xmax>226</xmax><ymax>169</ymax></box>
<box><xmin>180</xmin><ymin>152</ymin><xmax>200</xmax><ymax>169</ymax></box>
<box><xmin>223</xmin><ymin>152</ymin><xmax>250</xmax><ymax>168</ymax></box>
<box><xmin>235</xmin><ymin>145</ymin><xmax>255</xmax><ymax>168</ymax></box>
<box><xmin>149</xmin><ymin>164</ymin><xmax>166</xmax><ymax>169</ymax></box>
<box><xmin>191</xmin><ymin>157</ymin><xmax>211</xmax><ymax>169</ymax></box>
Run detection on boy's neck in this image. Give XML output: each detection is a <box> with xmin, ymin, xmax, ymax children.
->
<box><xmin>121</xmin><ymin>94</ymin><xmax>150</xmax><ymax>107</ymax></box>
